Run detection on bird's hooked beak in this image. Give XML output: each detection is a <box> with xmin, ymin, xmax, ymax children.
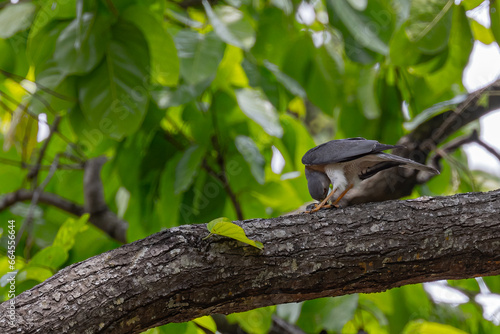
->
<box><xmin>305</xmin><ymin>168</ymin><xmax>331</xmax><ymax>202</ymax></box>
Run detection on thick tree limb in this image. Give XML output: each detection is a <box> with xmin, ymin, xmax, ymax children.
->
<box><xmin>1</xmin><ymin>190</ymin><xmax>499</xmax><ymax>334</ymax></box>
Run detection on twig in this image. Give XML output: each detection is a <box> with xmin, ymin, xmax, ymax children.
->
<box><xmin>202</xmin><ymin>160</ymin><xmax>244</xmax><ymax>220</ymax></box>
<box><xmin>429</xmin><ymin>128</ymin><xmax>500</xmax><ymax>174</ymax></box>
<box><xmin>210</xmin><ymin>107</ymin><xmax>244</xmax><ymax>220</ymax></box>
<box><xmin>162</xmin><ymin>122</ymin><xmax>245</xmax><ymax>220</ymax></box>
<box><xmin>0</xmin><ymin>90</ymin><xmax>85</xmax><ymax>158</ymax></box>
<box><xmin>0</xmin><ymin>157</ymin><xmax>83</xmax><ymax>170</ymax></box>
<box><xmin>417</xmin><ymin>130</ymin><xmax>480</xmax><ymax>185</ymax></box>
<box><xmin>16</xmin><ymin>155</ymin><xmax>60</xmax><ymax>248</ymax></box>
<box><xmin>430</xmin><ymin>129</ymin><xmax>479</xmax><ymax>172</ymax></box>
<box><xmin>0</xmin><ymin>69</ymin><xmax>76</xmax><ymax>102</ymax></box>
<box><xmin>477</xmin><ymin>138</ymin><xmax>500</xmax><ymax>161</ymax></box>
<box><xmin>28</xmin><ymin>115</ymin><xmax>62</xmax><ymax>184</ymax></box>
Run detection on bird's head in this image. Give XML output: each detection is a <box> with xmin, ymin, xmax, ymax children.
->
<box><xmin>305</xmin><ymin>168</ymin><xmax>331</xmax><ymax>201</ymax></box>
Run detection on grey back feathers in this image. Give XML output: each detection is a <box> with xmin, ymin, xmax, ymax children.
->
<box><xmin>302</xmin><ymin>137</ymin><xmax>401</xmax><ymax>165</ymax></box>
<box><xmin>302</xmin><ymin>138</ymin><xmax>439</xmax><ymax>203</ymax></box>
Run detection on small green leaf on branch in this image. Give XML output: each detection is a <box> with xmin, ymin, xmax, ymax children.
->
<box><xmin>205</xmin><ymin>217</ymin><xmax>264</xmax><ymax>249</ymax></box>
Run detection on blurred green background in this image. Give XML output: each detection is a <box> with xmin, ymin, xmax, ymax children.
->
<box><xmin>0</xmin><ymin>0</ymin><xmax>499</xmax><ymax>332</ymax></box>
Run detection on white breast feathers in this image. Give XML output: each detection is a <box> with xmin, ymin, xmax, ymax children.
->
<box><xmin>324</xmin><ymin>164</ymin><xmax>348</xmax><ymax>193</ymax></box>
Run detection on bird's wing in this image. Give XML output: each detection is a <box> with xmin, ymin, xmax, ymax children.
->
<box><xmin>302</xmin><ymin>138</ymin><xmax>400</xmax><ymax>165</ymax></box>
<box><xmin>356</xmin><ymin>153</ymin><xmax>439</xmax><ymax>180</ymax></box>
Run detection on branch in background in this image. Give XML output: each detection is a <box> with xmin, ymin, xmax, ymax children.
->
<box><xmin>0</xmin><ymin>190</ymin><xmax>498</xmax><ymax>333</ymax></box>
<box><xmin>0</xmin><ymin>189</ymin><xmax>84</xmax><ymax>216</ymax></box>
<box><xmin>343</xmin><ymin>79</ymin><xmax>500</xmax><ymax>206</ymax></box>
<box><xmin>0</xmin><ymin>158</ymin><xmax>128</xmax><ymax>243</ymax></box>
<box><xmin>477</xmin><ymin>136</ymin><xmax>500</xmax><ymax>161</ymax></box>
<box><xmin>0</xmin><ymin>188</ymin><xmax>127</xmax><ymax>243</ymax></box>
<box><xmin>431</xmin><ymin>129</ymin><xmax>480</xmax><ymax>169</ymax></box>
<box><xmin>83</xmin><ymin>157</ymin><xmax>128</xmax><ymax>243</ymax></box>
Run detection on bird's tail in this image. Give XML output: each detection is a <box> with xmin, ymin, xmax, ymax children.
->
<box><xmin>375</xmin><ymin>153</ymin><xmax>439</xmax><ymax>174</ymax></box>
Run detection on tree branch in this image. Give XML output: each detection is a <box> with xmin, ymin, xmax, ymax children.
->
<box><xmin>0</xmin><ymin>189</ymin><xmax>127</xmax><ymax>243</ymax></box>
<box><xmin>0</xmin><ymin>157</ymin><xmax>128</xmax><ymax>243</ymax></box>
<box><xmin>1</xmin><ymin>190</ymin><xmax>498</xmax><ymax>334</ymax></box>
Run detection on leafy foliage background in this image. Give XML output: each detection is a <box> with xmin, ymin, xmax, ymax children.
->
<box><xmin>0</xmin><ymin>0</ymin><xmax>499</xmax><ymax>333</ymax></box>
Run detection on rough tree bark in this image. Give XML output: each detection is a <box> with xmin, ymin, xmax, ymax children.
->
<box><xmin>1</xmin><ymin>190</ymin><xmax>499</xmax><ymax>334</ymax></box>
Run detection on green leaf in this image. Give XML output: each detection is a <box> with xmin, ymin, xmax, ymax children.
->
<box><xmin>281</xmin><ymin>36</ymin><xmax>342</xmax><ymax>113</ymax></box>
<box><xmin>483</xmin><ymin>276</ymin><xmax>500</xmax><ymax>294</ymax></box>
<box><xmin>0</xmin><ymin>3</ymin><xmax>36</xmax><ymax>38</ymax></box>
<box><xmin>470</xmin><ymin>19</ymin><xmax>495</xmax><ymax>45</ymax></box>
<box><xmin>403</xmin><ymin>320</ymin><xmax>469</xmax><ymax>334</ymax></box>
<box><xmin>206</xmin><ymin>217</ymin><xmax>264</xmax><ymax>249</ymax></box>
<box><xmin>236</xmin><ymin>88</ymin><xmax>283</xmax><ymax>138</ymax></box>
<box><xmin>490</xmin><ymin>0</ymin><xmax>500</xmax><ymax>45</ymax></box>
<box><xmin>52</xmin><ymin>214</ymin><xmax>89</xmax><ymax>252</ymax></box>
<box><xmin>347</xmin><ymin>0</ymin><xmax>368</xmax><ymax>10</ymax></box>
<box><xmin>420</xmin><ymin>4</ymin><xmax>473</xmax><ymax>104</ymax></box>
<box><xmin>152</xmin><ymin>79</ymin><xmax>212</xmax><ymax>109</ymax></box>
<box><xmin>158</xmin><ymin>321</ymin><xmax>199</xmax><ymax>334</ymax></box>
<box><xmin>78</xmin><ymin>20</ymin><xmax>150</xmax><ymax>140</ymax></box>
<box><xmin>213</xmin><ymin>45</ymin><xmax>249</xmax><ymax>90</ymax></box>
<box><xmin>235</xmin><ymin>135</ymin><xmax>265</xmax><ymax>184</ymax></box>
<box><xmin>29</xmin><ymin>245</ymin><xmax>68</xmax><ymax>270</ymax></box>
<box><xmin>175</xmin><ymin>30</ymin><xmax>225</xmax><ymax>85</ymax></box>
<box><xmin>462</xmin><ymin>0</ymin><xmax>484</xmax><ymax>10</ymax></box>
<box><xmin>0</xmin><ymin>146</ymin><xmax>23</xmax><ymax>194</ymax></box>
<box><xmin>263</xmin><ymin>60</ymin><xmax>306</xmax><ymax>98</ymax></box>
<box><xmin>159</xmin><ymin>155</ymin><xmax>183</xmax><ymax>227</ymax></box>
<box><xmin>389</xmin><ymin>24</ymin><xmax>422</xmax><ymax>67</ymax></box>
<box><xmin>357</xmin><ymin>65</ymin><xmax>381</xmax><ymax>119</ymax></box>
<box><xmin>175</xmin><ymin>145</ymin><xmax>206</xmax><ymax>194</ymax></box>
<box><xmin>0</xmin><ymin>39</ymin><xmax>15</xmax><ymax>72</ymax></box>
<box><xmin>122</xmin><ymin>5</ymin><xmax>179</xmax><ymax>86</ymax></box>
<box><xmin>15</xmin><ymin>266</ymin><xmax>53</xmax><ymax>283</ymax></box>
<box><xmin>296</xmin><ymin>295</ymin><xmax>359</xmax><ymax>332</ymax></box>
<box><xmin>327</xmin><ymin>0</ymin><xmax>389</xmax><ymax>55</ymax></box>
<box><xmin>54</xmin><ymin>13</ymin><xmax>112</xmax><ymax>75</ymax></box>
<box><xmin>203</xmin><ymin>0</ymin><xmax>256</xmax><ymax>50</ymax></box>
<box><xmin>226</xmin><ymin>306</ymin><xmax>274</xmax><ymax>334</ymax></box>
<box><xmin>276</xmin><ymin>302</ymin><xmax>303</xmax><ymax>324</ymax></box>
<box><xmin>448</xmin><ymin>278</ymin><xmax>480</xmax><ymax>292</ymax></box>
<box><xmin>192</xmin><ymin>316</ymin><xmax>217</xmax><ymax>333</ymax></box>
<box><xmin>28</xmin><ymin>21</ymin><xmax>69</xmax><ymax>68</ymax></box>
<box><xmin>30</xmin><ymin>62</ymin><xmax>77</xmax><ymax>115</ymax></box>
<box><xmin>405</xmin><ymin>0</ymin><xmax>454</xmax><ymax>54</ymax></box>
<box><xmin>29</xmin><ymin>0</ymin><xmax>76</xmax><ymax>40</ymax></box>
<box><xmin>404</xmin><ymin>94</ymin><xmax>467</xmax><ymax>131</ymax></box>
